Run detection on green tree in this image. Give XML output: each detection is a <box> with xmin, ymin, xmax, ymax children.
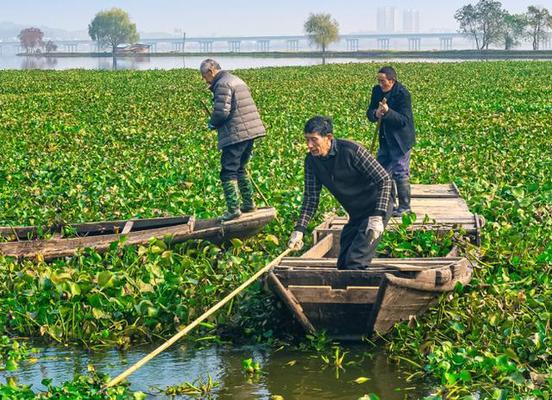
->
<box><xmin>88</xmin><ymin>8</ymin><xmax>139</xmax><ymax>55</ymax></box>
<box><xmin>525</xmin><ymin>6</ymin><xmax>552</xmax><ymax>50</ymax></box>
<box><xmin>454</xmin><ymin>0</ymin><xmax>506</xmax><ymax>50</ymax></box>
<box><xmin>501</xmin><ymin>13</ymin><xmax>527</xmax><ymax>50</ymax></box>
<box><xmin>304</xmin><ymin>13</ymin><xmax>339</xmax><ymax>56</ymax></box>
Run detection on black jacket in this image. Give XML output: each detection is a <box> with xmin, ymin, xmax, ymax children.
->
<box><xmin>367</xmin><ymin>81</ymin><xmax>415</xmax><ymax>154</ymax></box>
<box><xmin>295</xmin><ymin>139</ymin><xmax>393</xmax><ymax>232</ymax></box>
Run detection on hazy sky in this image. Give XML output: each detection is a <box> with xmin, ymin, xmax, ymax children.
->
<box><xmin>1</xmin><ymin>0</ymin><xmax>548</xmax><ymax>35</ymax></box>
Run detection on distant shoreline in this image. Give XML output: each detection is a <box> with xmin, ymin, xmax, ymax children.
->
<box><xmin>16</xmin><ymin>49</ymin><xmax>552</xmax><ymax>60</ymax></box>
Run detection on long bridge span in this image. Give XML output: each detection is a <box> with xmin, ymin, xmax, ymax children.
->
<box><xmin>0</xmin><ymin>32</ymin><xmax>487</xmax><ymax>54</ymax></box>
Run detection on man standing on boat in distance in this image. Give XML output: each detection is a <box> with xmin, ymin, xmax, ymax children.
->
<box><xmin>367</xmin><ymin>66</ymin><xmax>415</xmax><ymax>217</ymax></box>
<box><xmin>287</xmin><ymin>116</ymin><xmax>394</xmax><ymax>270</ymax></box>
<box><xmin>200</xmin><ymin>59</ymin><xmax>266</xmax><ymax>221</ymax></box>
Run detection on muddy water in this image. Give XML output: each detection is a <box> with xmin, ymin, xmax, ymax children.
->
<box><xmin>2</xmin><ymin>342</ymin><xmax>428</xmax><ymax>399</ymax></box>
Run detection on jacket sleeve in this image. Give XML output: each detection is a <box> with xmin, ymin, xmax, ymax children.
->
<box><xmin>209</xmin><ymin>83</ymin><xmax>233</xmax><ymax>127</ymax></box>
<box><xmin>352</xmin><ymin>146</ymin><xmax>392</xmax><ymax>216</ymax></box>
<box><xmin>366</xmin><ymin>86</ymin><xmax>380</xmax><ymax>122</ymax></box>
<box><xmin>294</xmin><ymin>158</ymin><xmax>322</xmax><ymax>233</ymax></box>
<box><xmin>381</xmin><ymin>88</ymin><xmax>412</xmax><ymax>129</ymax></box>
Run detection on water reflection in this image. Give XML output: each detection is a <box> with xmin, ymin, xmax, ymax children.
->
<box><xmin>1</xmin><ymin>342</ymin><xmax>426</xmax><ymax>399</ymax></box>
<box><xmin>20</xmin><ymin>56</ymin><xmax>59</xmax><ymax>70</ymax></box>
<box><xmin>0</xmin><ymin>54</ymin><xmax>480</xmax><ymax>71</ymax></box>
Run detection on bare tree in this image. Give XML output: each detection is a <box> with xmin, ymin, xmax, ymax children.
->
<box><xmin>18</xmin><ymin>27</ymin><xmax>44</xmax><ymax>53</ymax></box>
<box><xmin>526</xmin><ymin>6</ymin><xmax>552</xmax><ymax>50</ymax></box>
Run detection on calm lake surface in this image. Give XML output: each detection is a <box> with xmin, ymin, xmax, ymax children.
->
<box><xmin>1</xmin><ymin>342</ymin><xmax>429</xmax><ymax>399</ymax></box>
<box><xmin>0</xmin><ymin>54</ymin><xmax>471</xmax><ymax>71</ymax></box>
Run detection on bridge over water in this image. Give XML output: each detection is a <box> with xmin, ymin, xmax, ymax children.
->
<box><xmin>0</xmin><ymin>32</ymin><xmax>488</xmax><ymax>54</ymax></box>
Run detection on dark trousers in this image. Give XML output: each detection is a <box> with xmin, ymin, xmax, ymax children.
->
<box><xmin>336</xmin><ymin>198</ymin><xmax>394</xmax><ymax>270</ymax></box>
<box><xmin>220</xmin><ymin>140</ymin><xmax>254</xmax><ymax>182</ymax></box>
<box><xmin>377</xmin><ymin>148</ymin><xmax>411</xmax><ymax>180</ymax></box>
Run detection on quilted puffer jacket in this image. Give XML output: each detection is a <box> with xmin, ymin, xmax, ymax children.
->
<box><xmin>209</xmin><ymin>71</ymin><xmax>266</xmax><ymax>149</ymax></box>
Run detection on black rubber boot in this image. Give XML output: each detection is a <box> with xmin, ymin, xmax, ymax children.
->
<box><xmin>220</xmin><ymin>180</ymin><xmax>242</xmax><ymax>221</ymax></box>
<box><xmin>393</xmin><ymin>177</ymin><xmax>411</xmax><ymax>217</ymax></box>
<box><xmin>238</xmin><ymin>175</ymin><xmax>257</xmax><ymax>213</ymax></box>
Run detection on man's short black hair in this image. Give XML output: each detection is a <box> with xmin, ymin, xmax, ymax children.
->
<box><xmin>304</xmin><ymin>116</ymin><xmax>333</xmax><ymax>136</ymax></box>
<box><xmin>378</xmin><ymin>66</ymin><xmax>397</xmax><ymax>81</ymax></box>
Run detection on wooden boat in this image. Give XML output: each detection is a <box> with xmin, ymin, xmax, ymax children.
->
<box><xmin>313</xmin><ymin>183</ymin><xmax>485</xmax><ymax>247</ymax></box>
<box><xmin>268</xmin><ymin>184</ymin><xmax>477</xmax><ymax>340</ymax></box>
<box><xmin>0</xmin><ymin>207</ymin><xmax>276</xmax><ymax>261</ymax></box>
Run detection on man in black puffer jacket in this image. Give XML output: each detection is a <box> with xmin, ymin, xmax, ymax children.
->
<box><xmin>200</xmin><ymin>59</ymin><xmax>266</xmax><ymax>221</ymax></box>
<box><xmin>367</xmin><ymin>66</ymin><xmax>416</xmax><ymax>217</ymax></box>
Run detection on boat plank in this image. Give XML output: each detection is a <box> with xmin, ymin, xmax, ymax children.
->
<box><xmin>300</xmin><ymin>234</ymin><xmax>333</xmax><ymax>258</ymax></box>
<box><xmin>267</xmin><ymin>272</ymin><xmax>315</xmax><ymax>333</ymax></box>
<box><xmin>275</xmin><ymin>270</ymin><xmax>385</xmax><ymax>288</ymax></box>
<box><xmin>288</xmin><ymin>285</ymin><xmax>379</xmax><ymax>304</ymax></box>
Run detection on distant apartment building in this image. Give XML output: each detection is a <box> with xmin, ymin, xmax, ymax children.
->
<box><xmin>377</xmin><ymin>7</ymin><xmax>395</xmax><ymax>33</ymax></box>
<box><xmin>403</xmin><ymin>9</ymin><xmax>420</xmax><ymax>33</ymax></box>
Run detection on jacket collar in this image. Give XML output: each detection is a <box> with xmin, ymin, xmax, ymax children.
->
<box><xmin>383</xmin><ymin>80</ymin><xmax>402</xmax><ymax>98</ymax></box>
<box><xmin>209</xmin><ymin>70</ymin><xmax>228</xmax><ymax>91</ymax></box>
<box><xmin>316</xmin><ymin>138</ymin><xmax>337</xmax><ymax>160</ymax></box>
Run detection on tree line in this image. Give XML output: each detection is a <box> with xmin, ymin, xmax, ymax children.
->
<box><xmin>455</xmin><ymin>1</ymin><xmax>551</xmax><ymax>50</ymax></box>
<box><xmin>15</xmin><ymin>3</ymin><xmax>552</xmax><ymax>55</ymax></box>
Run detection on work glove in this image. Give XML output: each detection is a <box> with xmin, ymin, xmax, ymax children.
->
<box><xmin>207</xmin><ymin>121</ymin><xmax>216</xmax><ymax>130</ymax></box>
<box><xmin>287</xmin><ymin>231</ymin><xmax>304</xmax><ymax>251</ymax></box>
<box><xmin>365</xmin><ymin>216</ymin><xmax>384</xmax><ymax>245</ymax></box>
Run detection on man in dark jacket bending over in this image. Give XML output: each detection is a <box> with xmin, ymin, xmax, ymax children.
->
<box><xmin>367</xmin><ymin>66</ymin><xmax>415</xmax><ymax>216</ymax></box>
<box><xmin>200</xmin><ymin>59</ymin><xmax>266</xmax><ymax>221</ymax></box>
<box><xmin>287</xmin><ymin>116</ymin><xmax>393</xmax><ymax>270</ymax></box>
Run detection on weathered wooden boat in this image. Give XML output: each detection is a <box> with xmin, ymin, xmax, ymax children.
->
<box><xmin>0</xmin><ymin>207</ymin><xmax>276</xmax><ymax>260</ymax></box>
<box><xmin>268</xmin><ymin>184</ymin><xmax>478</xmax><ymax>340</ymax></box>
<box><xmin>313</xmin><ymin>183</ymin><xmax>485</xmax><ymax>246</ymax></box>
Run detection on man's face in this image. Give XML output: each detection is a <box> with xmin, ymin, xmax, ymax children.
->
<box><xmin>377</xmin><ymin>72</ymin><xmax>395</xmax><ymax>92</ymax></box>
<box><xmin>304</xmin><ymin>132</ymin><xmax>333</xmax><ymax>157</ymax></box>
<box><xmin>201</xmin><ymin>68</ymin><xmax>217</xmax><ymax>84</ymax></box>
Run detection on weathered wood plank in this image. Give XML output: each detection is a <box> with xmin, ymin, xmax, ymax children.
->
<box><xmin>300</xmin><ymin>234</ymin><xmax>333</xmax><ymax>258</ymax></box>
<box><xmin>373</xmin><ymin>285</ymin><xmax>438</xmax><ymax>334</ymax></box>
<box><xmin>0</xmin><ymin>219</ymin><xmax>196</xmax><ymax>260</ymax></box>
<box><xmin>280</xmin><ymin>257</ymin><xmax>460</xmax><ymax>269</ymax></box>
<box><xmin>274</xmin><ymin>269</ymin><xmax>385</xmax><ymax>288</ymax></box>
<box><xmin>288</xmin><ymin>285</ymin><xmax>379</xmax><ymax>304</ymax></box>
<box><xmin>267</xmin><ymin>272</ymin><xmax>315</xmax><ymax>333</ymax></box>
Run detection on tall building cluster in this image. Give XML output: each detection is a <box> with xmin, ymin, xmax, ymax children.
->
<box><xmin>376</xmin><ymin>7</ymin><xmax>420</xmax><ymax>33</ymax></box>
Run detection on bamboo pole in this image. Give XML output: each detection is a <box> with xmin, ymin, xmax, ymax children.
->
<box><xmin>370</xmin><ymin>97</ymin><xmax>387</xmax><ymax>155</ymax></box>
<box><xmin>104</xmin><ymin>248</ymin><xmax>292</xmax><ymax>388</ymax></box>
<box><xmin>370</xmin><ymin>120</ymin><xmax>381</xmax><ymax>155</ymax></box>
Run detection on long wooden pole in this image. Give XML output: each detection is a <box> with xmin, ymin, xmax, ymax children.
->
<box><xmin>370</xmin><ymin>120</ymin><xmax>381</xmax><ymax>155</ymax></box>
<box><xmin>370</xmin><ymin>97</ymin><xmax>387</xmax><ymax>155</ymax></box>
<box><xmin>105</xmin><ymin>248</ymin><xmax>292</xmax><ymax>388</ymax></box>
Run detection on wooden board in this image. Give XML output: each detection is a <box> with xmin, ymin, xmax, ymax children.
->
<box><xmin>0</xmin><ymin>208</ymin><xmax>277</xmax><ymax>260</ymax></box>
<box><xmin>409</xmin><ymin>183</ymin><xmax>459</xmax><ymax>198</ymax></box>
<box><xmin>280</xmin><ymin>257</ymin><xmax>461</xmax><ymax>269</ymax></box>
<box><xmin>288</xmin><ymin>285</ymin><xmax>379</xmax><ymax>304</ymax></box>
<box><xmin>274</xmin><ymin>269</ymin><xmax>386</xmax><ymax>289</ymax></box>
<box><xmin>312</xmin><ymin>184</ymin><xmax>482</xmax><ymax>246</ymax></box>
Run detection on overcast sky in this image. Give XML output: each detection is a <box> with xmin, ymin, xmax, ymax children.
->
<box><xmin>1</xmin><ymin>0</ymin><xmax>548</xmax><ymax>35</ymax></box>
